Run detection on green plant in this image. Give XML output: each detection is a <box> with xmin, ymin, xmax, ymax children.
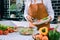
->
<box><xmin>10</xmin><ymin>3</ymin><xmax>16</xmax><ymax>11</ymax></box>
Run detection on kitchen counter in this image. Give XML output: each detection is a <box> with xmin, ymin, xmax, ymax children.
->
<box><xmin>0</xmin><ymin>21</ymin><xmax>59</xmax><ymax>40</ymax></box>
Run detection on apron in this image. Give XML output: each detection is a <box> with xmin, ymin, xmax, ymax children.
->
<box><xmin>28</xmin><ymin>0</ymin><xmax>50</xmax><ymax>30</ymax></box>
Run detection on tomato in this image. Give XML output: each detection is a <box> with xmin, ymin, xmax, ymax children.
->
<box><xmin>42</xmin><ymin>36</ymin><xmax>48</xmax><ymax>40</ymax></box>
<box><xmin>39</xmin><ymin>34</ymin><xmax>43</xmax><ymax>39</ymax></box>
<box><xmin>3</xmin><ymin>30</ymin><xmax>9</xmax><ymax>35</ymax></box>
<box><xmin>0</xmin><ymin>30</ymin><xmax>3</xmax><ymax>35</ymax></box>
<box><xmin>7</xmin><ymin>27</ymin><xmax>13</xmax><ymax>33</ymax></box>
<box><xmin>9</xmin><ymin>30</ymin><xmax>14</xmax><ymax>33</ymax></box>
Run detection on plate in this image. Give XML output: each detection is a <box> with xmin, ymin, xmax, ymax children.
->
<box><xmin>18</xmin><ymin>27</ymin><xmax>34</xmax><ymax>35</ymax></box>
<box><xmin>33</xmin><ymin>16</ymin><xmax>50</xmax><ymax>25</ymax></box>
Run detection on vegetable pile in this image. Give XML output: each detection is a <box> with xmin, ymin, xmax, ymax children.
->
<box><xmin>33</xmin><ymin>26</ymin><xmax>60</xmax><ymax>40</ymax></box>
<box><xmin>48</xmin><ymin>26</ymin><xmax>60</xmax><ymax>40</ymax></box>
<box><xmin>0</xmin><ymin>24</ymin><xmax>17</xmax><ymax>35</ymax></box>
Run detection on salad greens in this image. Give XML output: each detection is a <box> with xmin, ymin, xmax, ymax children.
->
<box><xmin>19</xmin><ymin>28</ymin><xmax>33</xmax><ymax>35</ymax></box>
<box><xmin>43</xmin><ymin>17</ymin><xmax>48</xmax><ymax>20</ymax></box>
<box><xmin>0</xmin><ymin>24</ymin><xmax>14</xmax><ymax>31</ymax></box>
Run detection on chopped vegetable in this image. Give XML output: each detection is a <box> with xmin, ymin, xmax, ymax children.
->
<box><xmin>19</xmin><ymin>28</ymin><xmax>33</xmax><ymax>35</ymax></box>
<box><xmin>43</xmin><ymin>17</ymin><xmax>48</xmax><ymax>20</ymax></box>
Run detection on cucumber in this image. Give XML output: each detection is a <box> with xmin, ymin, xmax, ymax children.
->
<box><xmin>43</xmin><ymin>17</ymin><xmax>48</xmax><ymax>20</ymax></box>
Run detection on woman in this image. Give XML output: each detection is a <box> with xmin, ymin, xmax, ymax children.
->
<box><xmin>24</xmin><ymin>0</ymin><xmax>54</xmax><ymax>30</ymax></box>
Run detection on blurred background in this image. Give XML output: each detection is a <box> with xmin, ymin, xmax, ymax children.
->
<box><xmin>0</xmin><ymin>0</ymin><xmax>60</xmax><ymax>24</ymax></box>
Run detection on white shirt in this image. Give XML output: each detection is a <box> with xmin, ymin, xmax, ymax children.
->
<box><xmin>24</xmin><ymin>0</ymin><xmax>54</xmax><ymax>21</ymax></box>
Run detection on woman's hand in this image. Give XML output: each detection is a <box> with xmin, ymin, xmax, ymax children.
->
<box><xmin>26</xmin><ymin>15</ymin><xmax>36</xmax><ymax>28</ymax></box>
<box><xmin>45</xmin><ymin>16</ymin><xmax>52</xmax><ymax>24</ymax></box>
<box><xmin>29</xmin><ymin>22</ymin><xmax>35</xmax><ymax>28</ymax></box>
<box><xmin>26</xmin><ymin>15</ymin><xmax>33</xmax><ymax>22</ymax></box>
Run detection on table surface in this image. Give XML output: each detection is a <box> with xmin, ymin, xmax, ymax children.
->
<box><xmin>0</xmin><ymin>21</ymin><xmax>58</xmax><ymax>40</ymax></box>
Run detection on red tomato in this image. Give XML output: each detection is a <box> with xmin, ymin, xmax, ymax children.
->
<box><xmin>9</xmin><ymin>30</ymin><xmax>14</xmax><ymax>33</ymax></box>
<box><xmin>3</xmin><ymin>30</ymin><xmax>9</xmax><ymax>35</ymax></box>
<box><xmin>0</xmin><ymin>30</ymin><xmax>3</xmax><ymax>35</ymax></box>
<box><xmin>7</xmin><ymin>27</ymin><xmax>13</xmax><ymax>33</ymax></box>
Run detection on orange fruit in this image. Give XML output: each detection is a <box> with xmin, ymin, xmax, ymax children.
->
<box><xmin>42</xmin><ymin>36</ymin><xmax>48</xmax><ymax>40</ymax></box>
<box><xmin>39</xmin><ymin>34</ymin><xmax>43</xmax><ymax>39</ymax></box>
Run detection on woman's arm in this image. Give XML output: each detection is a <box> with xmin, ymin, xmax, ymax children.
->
<box><xmin>46</xmin><ymin>0</ymin><xmax>54</xmax><ymax>21</ymax></box>
<box><xmin>24</xmin><ymin>0</ymin><xmax>29</xmax><ymax>21</ymax></box>
<box><xmin>24</xmin><ymin>0</ymin><xmax>33</xmax><ymax>22</ymax></box>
